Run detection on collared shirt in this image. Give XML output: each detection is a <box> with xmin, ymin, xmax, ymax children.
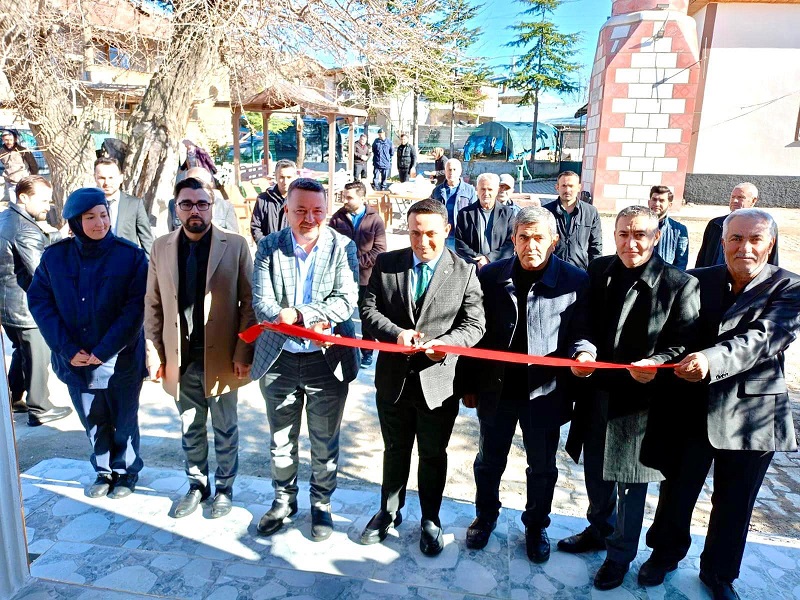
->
<box><xmin>177</xmin><ymin>228</ymin><xmax>212</xmax><ymax>364</ymax></box>
<box><xmin>107</xmin><ymin>191</ymin><xmax>121</xmax><ymax>234</ymax></box>
<box><xmin>544</xmin><ymin>198</ymin><xmax>602</xmax><ymax>271</ymax></box>
<box><xmin>478</xmin><ymin>205</ymin><xmax>494</xmax><ymax>255</ymax></box>
<box><xmin>282</xmin><ymin>233</ymin><xmax>320</xmax><ymax>354</ymax></box>
<box><xmin>445</xmin><ymin>181</ymin><xmax>462</xmax><ymax>238</ymax></box>
<box><xmin>410</xmin><ymin>251</ymin><xmax>443</xmax><ymax>301</ymax></box>
<box><xmin>350</xmin><ymin>204</ymin><xmax>367</xmax><ymax>232</ymax></box>
<box><xmin>655</xmin><ymin>216</ymin><xmax>689</xmax><ymax>270</ymax></box>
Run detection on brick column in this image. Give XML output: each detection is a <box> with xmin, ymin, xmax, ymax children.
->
<box><xmin>582</xmin><ymin>0</ymin><xmax>700</xmax><ymax>210</ymax></box>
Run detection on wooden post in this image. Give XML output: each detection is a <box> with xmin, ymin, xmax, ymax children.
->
<box><xmin>262</xmin><ymin>110</ymin><xmax>271</xmax><ymax>176</ymax></box>
<box><xmin>327</xmin><ymin>114</ymin><xmax>336</xmax><ymax>214</ymax></box>
<box><xmin>232</xmin><ymin>106</ymin><xmax>242</xmax><ymax>187</ymax></box>
<box><xmin>347</xmin><ymin>117</ymin><xmax>355</xmax><ymax>177</ymax></box>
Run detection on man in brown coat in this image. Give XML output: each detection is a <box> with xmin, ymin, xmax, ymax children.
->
<box><xmin>145</xmin><ymin>177</ymin><xmax>256</xmax><ymax>519</ymax></box>
<box><xmin>328</xmin><ymin>180</ymin><xmax>387</xmax><ymax>367</ymax></box>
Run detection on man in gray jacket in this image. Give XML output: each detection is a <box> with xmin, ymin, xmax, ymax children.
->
<box><xmin>0</xmin><ymin>176</ymin><xmax>72</xmax><ymax>425</ymax></box>
<box><xmin>639</xmin><ymin>208</ymin><xmax>800</xmax><ymax>600</ymax></box>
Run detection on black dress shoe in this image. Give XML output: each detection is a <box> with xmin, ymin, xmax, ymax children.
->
<box><xmin>28</xmin><ymin>406</ymin><xmax>72</xmax><ymax>427</ymax></box>
<box><xmin>257</xmin><ymin>500</ymin><xmax>298</xmax><ymax>536</ymax></box>
<box><xmin>420</xmin><ymin>520</ymin><xmax>444</xmax><ymax>556</ymax></box>
<box><xmin>311</xmin><ymin>505</ymin><xmax>334</xmax><ymax>541</ymax></box>
<box><xmin>526</xmin><ymin>527</ymin><xmax>550</xmax><ymax>563</ymax></box>
<box><xmin>86</xmin><ymin>474</ymin><xmax>115</xmax><ymax>498</ymax></box>
<box><xmin>361</xmin><ymin>509</ymin><xmax>403</xmax><ymax>544</ymax></box>
<box><xmin>360</xmin><ymin>352</ymin><xmax>374</xmax><ymax>367</ymax></box>
<box><xmin>594</xmin><ymin>558</ymin><xmax>630</xmax><ymax>591</ymax></box>
<box><xmin>465</xmin><ymin>517</ymin><xmax>496</xmax><ymax>550</ymax></box>
<box><xmin>638</xmin><ymin>553</ymin><xmax>679</xmax><ymax>586</ymax></box>
<box><xmin>174</xmin><ymin>486</ymin><xmax>210</xmax><ymax>518</ymax></box>
<box><xmin>108</xmin><ymin>473</ymin><xmax>137</xmax><ymax>499</ymax></box>
<box><xmin>700</xmin><ymin>571</ymin><xmax>740</xmax><ymax>600</ymax></box>
<box><xmin>211</xmin><ymin>489</ymin><xmax>233</xmax><ymax>519</ymax></box>
<box><xmin>557</xmin><ymin>526</ymin><xmax>606</xmax><ymax>553</ymax></box>
<box><xmin>11</xmin><ymin>399</ymin><xmax>29</xmax><ymax>413</ymax></box>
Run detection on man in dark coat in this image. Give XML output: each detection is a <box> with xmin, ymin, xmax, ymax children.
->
<box><xmin>648</xmin><ymin>185</ymin><xmax>689</xmax><ymax>269</ymax></box>
<box><xmin>563</xmin><ymin>205</ymin><xmax>699</xmax><ymax>591</ymax></box>
<box><xmin>353</xmin><ymin>134</ymin><xmax>371</xmax><ymax>182</ymax></box>
<box><xmin>0</xmin><ymin>129</ymin><xmax>38</xmax><ymax>202</ymax></box>
<box><xmin>396</xmin><ymin>133</ymin><xmax>417</xmax><ymax>182</ymax></box>
<box><xmin>250</xmin><ymin>159</ymin><xmax>297</xmax><ymax>242</ymax></box>
<box><xmin>543</xmin><ymin>171</ymin><xmax>602</xmax><ymax>270</ymax></box>
<box><xmin>372</xmin><ymin>129</ymin><xmax>394</xmax><ymax>191</ymax></box>
<box><xmin>638</xmin><ymin>208</ymin><xmax>800</xmax><ymax>600</ymax></box>
<box><xmin>455</xmin><ymin>173</ymin><xmax>514</xmax><ymax>270</ymax></box>
<box><xmin>695</xmin><ymin>182</ymin><xmax>778</xmax><ymax>268</ymax></box>
<box><xmin>328</xmin><ymin>180</ymin><xmax>387</xmax><ymax>367</ymax></box>
<box><xmin>460</xmin><ymin>206</ymin><xmax>595</xmax><ymax>563</ymax></box>
<box><xmin>359</xmin><ymin>199</ymin><xmax>485</xmax><ymax>556</ymax></box>
<box><xmin>0</xmin><ymin>176</ymin><xmax>72</xmax><ymax>425</ymax></box>
<box><xmin>93</xmin><ymin>157</ymin><xmax>154</xmax><ymax>257</ymax></box>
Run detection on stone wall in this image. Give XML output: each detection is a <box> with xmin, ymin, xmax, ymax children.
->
<box><xmin>684</xmin><ymin>173</ymin><xmax>800</xmax><ymax>208</ymax></box>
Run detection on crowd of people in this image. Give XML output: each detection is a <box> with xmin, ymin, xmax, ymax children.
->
<box><xmin>0</xmin><ymin>144</ymin><xmax>797</xmax><ymax>600</ymax></box>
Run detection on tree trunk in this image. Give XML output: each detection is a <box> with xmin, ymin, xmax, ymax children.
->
<box><xmin>122</xmin><ymin>4</ymin><xmax>229</xmax><ymax>215</ymax></box>
<box><xmin>295</xmin><ymin>111</ymin><xmax>305</xmax><ymax>167</ymax></box>
<box><xmin>1</xmin><ymin>17</ymin><xmax>96</xmax><ymax>220</ymax></box>
<box><xmin>412</xmin><ymin>88</ymin><xmax>419</xmax><ymax>148</ymax></box>
<box><xmin>530</xmin><ymin>95</ymin><xmax>540</xmax><ymax>179</ymax></box>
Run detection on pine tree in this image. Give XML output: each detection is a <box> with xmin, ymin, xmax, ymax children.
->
<box><xmin>506</xmin><ymin>0</ymin><xmax>581</xmax><ymax>173</ymax></box>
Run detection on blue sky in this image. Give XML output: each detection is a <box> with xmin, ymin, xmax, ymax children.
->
<box><xmin>465</xmin><ymin>0</ymin><xmax>611</xmax><ymax>111</ymax></box>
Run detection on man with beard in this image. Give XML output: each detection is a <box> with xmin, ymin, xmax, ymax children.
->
<box><xmin>648</xmin><ymin>186</ymin><xmax>689</xmax><ymax>269</ymax></box>
<box><xmin>145</xmin><ymin>177</ymin><xmax>256</xmax><ymax>519</ymax></box>
<box><xmin>0</xmin><ymin>176</ymin><xmax>72</xmax><ymax>425</ymax></box>
<box><xmin>543</xmin><ymin>171</ymin><xmax>602</xmax><ymax>270</ymax></box>
<box><xmin>328</xmin><ymin>180</ymin><xmax>387</xmax><ymax>367</ymax></box>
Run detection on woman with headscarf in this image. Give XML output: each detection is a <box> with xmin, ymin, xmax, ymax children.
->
<box><xmin>28</xmin><ymin>188</ymin><xmax>148</xmax><ymax>499</ymax></box>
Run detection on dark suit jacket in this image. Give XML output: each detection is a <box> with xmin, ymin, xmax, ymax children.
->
<box><xmin>566</xmin><ymin>254</ymin><xmax>700</xmax><ymax>483</ymax></box>
<box><xmin>543</xmin><ymin>199</ymin><xmax>602</xmax><ymax>270</ymax></box>
<box><xmin>460</xmin><ymin>255</ymin><xmax>595</xmax><ymax>427</ymax></box>
<box><xmin>695</xmin><ymin>215</ymin><xmax>779</xmax><ymax>268</ymax></box>
<box><xmin>361</xmin><ymin>247</ymin><xmax>485</xmax><ymax>409</ymax></box>
<box><xmin>115</xmin><ymin>192</ymin><xmax>154</xmax><ymax>258</ymax></box>
<box><xmin>455</xmin><ymin>201</ymin><xmax>514</xmax><ymax>265</ymax></box>
<box><xmin>692</xmin><ymin>264</ymin><xmax>799</xmax><ymax>452</ymax></box>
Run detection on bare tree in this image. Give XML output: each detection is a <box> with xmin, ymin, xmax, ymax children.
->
<box><xmin>2</xmin><ymin>0</ymin><xmax>467</xmax><ymax>215</ymax></box>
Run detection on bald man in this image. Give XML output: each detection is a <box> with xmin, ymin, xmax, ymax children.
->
<box><xmin>695</xmin><ymin>183</ymin><xmax>779</xmax><ymax>268</ymax></box>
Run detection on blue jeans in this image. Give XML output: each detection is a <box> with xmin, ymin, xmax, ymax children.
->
<box><xmin>260</xmin><ymin>350</ymin><xmax>348</xmax><ymax>507</ymax></box>
<box><xmin>473</xmin><ymin>396</ymin><xmax>560</xmax><ymax>528</ymax></box>
<box><xmin>373</xmin><ymin>167</ymin><xmax>389</xmax><ymax>191</ymax></box>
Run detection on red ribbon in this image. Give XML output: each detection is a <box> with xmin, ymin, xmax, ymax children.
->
<box><xmin>239</xmin><ymin>322</ymin><xmax>673</xmax><ymax>370</ymax></box>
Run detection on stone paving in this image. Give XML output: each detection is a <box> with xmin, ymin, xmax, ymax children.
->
<box><xmin>8</xmin><ymin>203</ymin><xmax>800</xmax><ymax>598</ymax></box>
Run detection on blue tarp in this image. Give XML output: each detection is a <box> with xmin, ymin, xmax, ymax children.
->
<box><xmin>463</xmin><ymin>121</ymin><xmax>559</xmax><ymax>161</ymax></box>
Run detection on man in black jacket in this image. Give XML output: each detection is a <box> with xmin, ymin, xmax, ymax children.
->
<box><xmin>543</xmin><ymin>171</ymin><xmax>602</xmax><ymax>270</ymax></box>
<box><xmin>455</xmin><ymin>173</ymin><xmax>514</xmax><ymax>269</ymax></box>
<box><xmin>564</xmin><ymin>205</ymin><xmax>699</xmax><ymax>591</ymax></box>
<box><xmin>250</xmin><ymin>159</ymin><xmax>297</xmax><ymax>242</ymax></box>
<box><xmin>396</xmin><ymin>134</ymin><xmax>417</xmax><ymax>183</ymax></box>
<box><xmin>695</xmin><ymin>183</ymin><xmax>778</xmax><ymax>268</ymax></box>
<box><xmin>0</xmin><ymin>130</ymin><xmax>39</xmax><ymax>203</ymax></box>
<box><xmin>0</xmin><ymin>176</ymin><xmax>72</xmax><ymax>425</ymax></box>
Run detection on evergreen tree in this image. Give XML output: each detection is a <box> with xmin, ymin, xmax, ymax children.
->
<box><xmin>506</xmin><ymin>0</ymin><xmax>581</xmax><ymax>173</ymax></box>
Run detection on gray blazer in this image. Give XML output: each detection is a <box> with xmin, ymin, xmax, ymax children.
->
<box><xmin>250</xmin><ymin>226</ymin><xmax>360</xmax><ymax>383</ymax></box>
<box><xmin>115</xmin><ymin>192</ymin><xmax>154</xmax><ymax>257</ymax></box>
<box><xmin>692</xmin><ymin>264</ymin><xmax>800</xmax><ymax>452</ymax></box>
<box><xmin>361</xmin><ymin>247</ymin><xmax>485</xmax><ymax>409</ymax></box>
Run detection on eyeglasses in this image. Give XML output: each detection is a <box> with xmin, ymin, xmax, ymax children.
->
<box><xmin>177</xmin><ymin>200</ymin><xmax>212</xmax><ymax>212</ymax></box>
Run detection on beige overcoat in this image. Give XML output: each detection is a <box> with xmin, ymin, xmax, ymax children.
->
<box><xmin>144</xmin><ymin>224</ymin><xmax>256</xmax><ymax>398</ymax></box>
